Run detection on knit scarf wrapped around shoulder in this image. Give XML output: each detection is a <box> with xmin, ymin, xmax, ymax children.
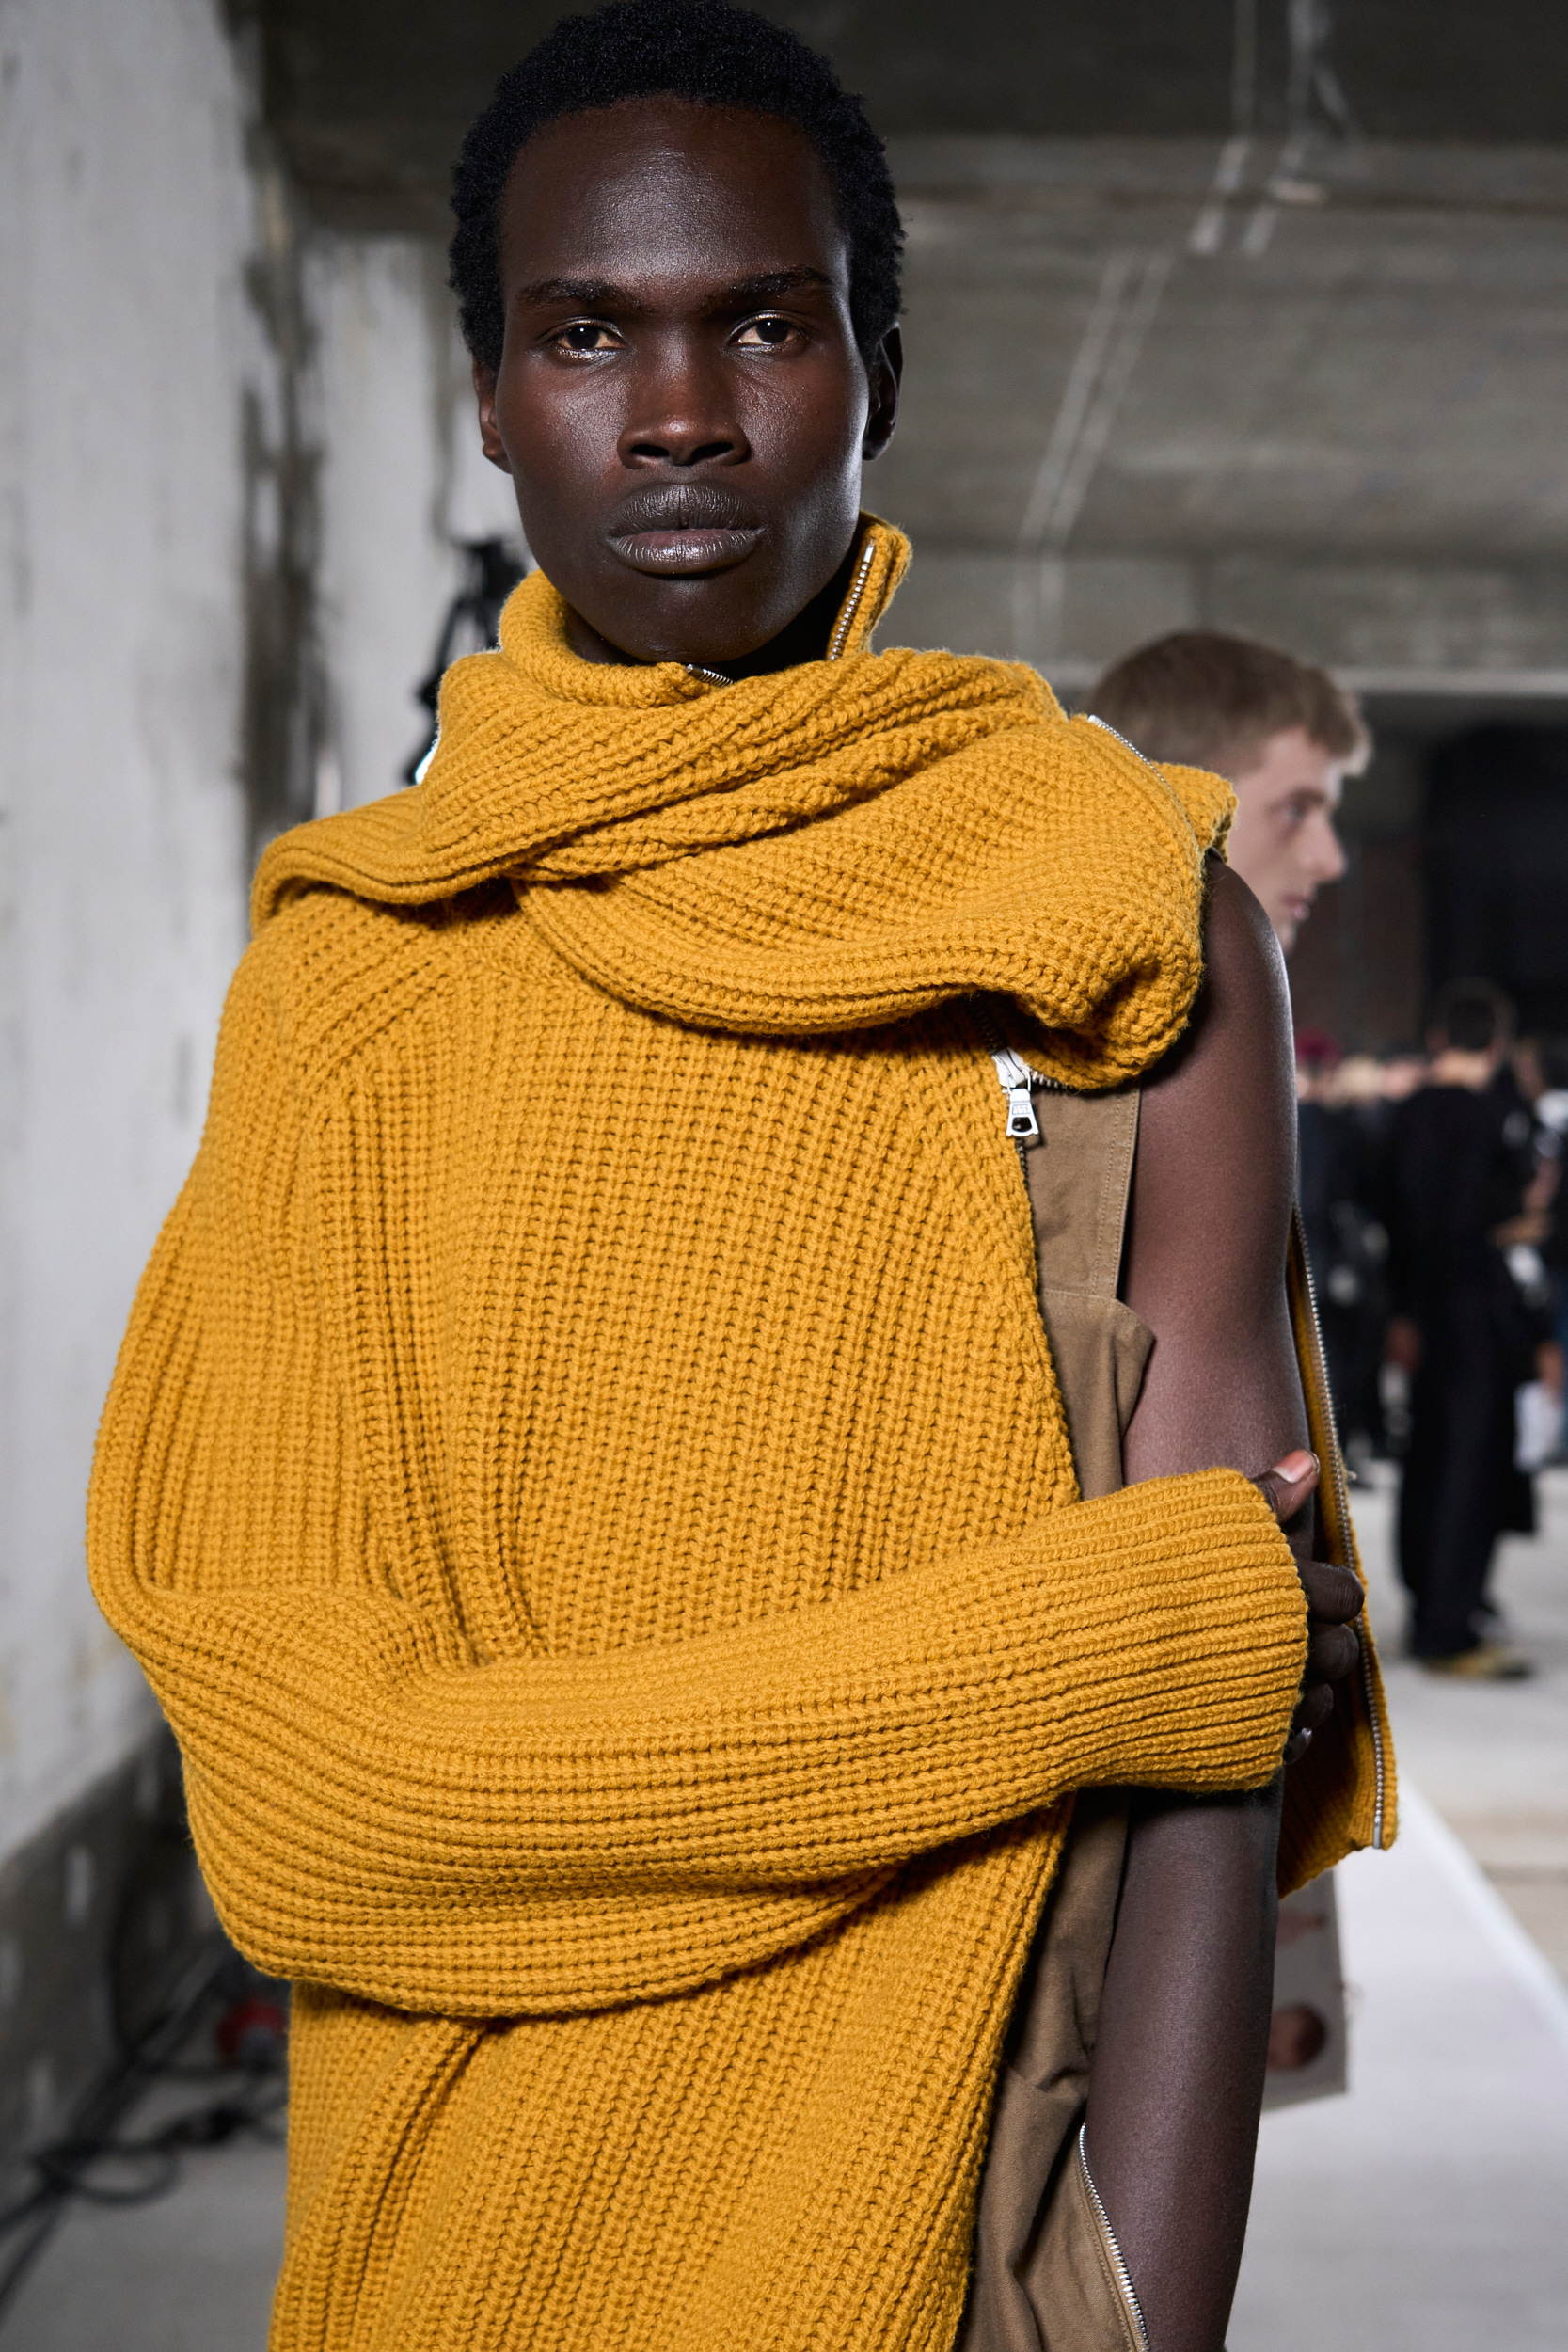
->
<box><xmin>256</xmin><ymin>516</ymin><xmax>1232</xmax><ymax>1075</ymax></box>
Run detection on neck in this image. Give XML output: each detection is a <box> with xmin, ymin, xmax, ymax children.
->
<box><xmin>561</xmin><ymin>549</ymin><xmax>856</xmax><ymax>680</ymax></box>
<box><xmin>1429</xmin><ymin>1046</ymin><xmax>1497</xmax><ymax>1089</ymax></box>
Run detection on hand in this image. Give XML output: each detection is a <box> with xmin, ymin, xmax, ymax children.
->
<box><xmin>1253</xmin><ymin>1450</ymin><xmax>1363</xmax><ymax>1765</ymax></box>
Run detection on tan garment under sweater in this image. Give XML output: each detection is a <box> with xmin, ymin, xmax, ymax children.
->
<box><xmin>958</xmin><ymin>1083</ymin><xmax>1150</xmax><ymax>2352</ymax></box>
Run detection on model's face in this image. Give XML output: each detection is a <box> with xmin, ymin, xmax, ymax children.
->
<box><xmin>1224</xmin><ymin>726</ymin><xmax>1349</xmax><ymax>950</ymax></box>
<box><xmin>474</xmin><ymin>98</ymin><xmax>899</xmax><ymax>671</ymax></box>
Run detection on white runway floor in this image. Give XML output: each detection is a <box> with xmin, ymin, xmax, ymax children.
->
<box><xmin>1233</xmin><ymin>1783</ymin><xmax>1568</xmax><ymax>2351</ymax></box>
<box><xmin>7</xmin><ymin>1473</ymin><xmax>1567</xmax><ymax>2349</ymax></box>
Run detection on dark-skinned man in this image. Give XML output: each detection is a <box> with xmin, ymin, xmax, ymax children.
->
<box><xmin>89</xmin><ymin>8</ymin><xmax>1386</xmax><ymax>2350</ymax></box>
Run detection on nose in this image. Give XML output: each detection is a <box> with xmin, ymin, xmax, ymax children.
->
<box><xmin>618</xmin><ymin>338</ymin><xmax>748</xmax><ymax>470</ymax></box>
<box><xmin>1305</xmin><ymin>808</ymin><xmax>1348</xmax><ymax>885</ymax></box>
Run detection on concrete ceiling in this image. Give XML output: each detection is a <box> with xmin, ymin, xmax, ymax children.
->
<box><xmin>256</xmin><ymin>2</ymin><xmax>1568</xmax><ymax>232</ymax></box>
<box><xmin>872</xmin><ymin>137</ymin><xmax>1568</xmax><ymax>688</ymax></box>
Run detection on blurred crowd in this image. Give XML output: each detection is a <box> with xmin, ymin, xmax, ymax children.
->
<box><xmin>1296</xmin><ymin>982</ymin><xmax>1567</xmax><ymax>1680</ymax></box>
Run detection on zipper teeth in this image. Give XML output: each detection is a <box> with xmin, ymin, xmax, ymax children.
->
<box><xmin>1361</xmin><ymin>1616</ymin><xmax>1386</xmax><ymax>1850</ymax></box>
<box><xmin>1076</xmin><ymin>2127</ymin><xmax>1150</xmax><ymax>2352</ymax></box>
<box><xmin>688</xmin><ymin>532</ymin><xmax>874</xmax><ymax>680</ymax></box>
<box><xmin>826</xmin><ymin>537</ymin><xmax>878</xmax><ymax>660</ymax></box>
<box><xmin>1291</xmin><ymin>1214</ymin><xmax>1387</xmax><ymax>1849</ymax></box>
<box><xmin>1084</xmin><ymin>710</ymin><xmax>1163</xmax><ymax>774</ymax></box>
<box><xmin>972</xmin><ymin>1003</ymin><xmax>1059</xmax><ymax>1180</ymax></box>
<box><xmin>970</xmin><ymin>1001</ymin><xmax>1058</xmax><ymax>1091</ymax></box>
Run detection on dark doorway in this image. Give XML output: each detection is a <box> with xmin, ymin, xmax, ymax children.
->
<box><xmin>1426</xmin><ymin>725</ymin><xmax>1568</xmax><ymax>1037</ymax></box>
<box><xmin>1288</xmin><ymin>698</ymin><xmax>1568</xmax><ymax>1053</ymax></box>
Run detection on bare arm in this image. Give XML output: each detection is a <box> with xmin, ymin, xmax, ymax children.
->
<box><xmin>1084</xmin><ymin>858</ymin><xmax>1354</xmax><ymax>2351</ymax></box>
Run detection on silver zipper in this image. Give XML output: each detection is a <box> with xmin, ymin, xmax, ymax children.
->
<box><xmin>686</xmin><ymin>533</ymin><xmax>875</xmax><ymax>683</ymax></box>
<box><xmin>1084</xmin><ymin>711</ymin><xmax>1160</xmax><ymax>771</ymax></box>
<box><xmin>1076</xmin><ymin>2127</ymin><xmax>1150</xmax><ymax>2352</ymax></box>
<box><xmin>1289</xmin><ymin>1213</ymin><xmax>1387</xmax><ymax>1850</ymax></box>
<box><xmin>826</xmin><ymin>536</ymin><xmax>878</xmax><ymax>660</ymax></box>
<box><xmin>1090</xmin><ymin>706</ymin><xmax>1165</xmax><ymax>762</ymax></box>
<box><xmin>992</xmin><ymin>1042</ymin><xmax>1041</xmax><ymax>1145</ymax></box>
<box><xmin>971</xmin><ymin>1003</ymin><xmax>1054</xmax><ymax>1177</ymax></box>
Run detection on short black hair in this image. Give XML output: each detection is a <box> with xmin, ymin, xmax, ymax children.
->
<box><xmin>1430</xmin><ymin>977</ymin><xmax>1515</xmax><ymax>1054</ymax></box>
<box><xmin>450</xmin><ymin>0</ymin><xmax>903</xmax><ymax>373</ymax></box>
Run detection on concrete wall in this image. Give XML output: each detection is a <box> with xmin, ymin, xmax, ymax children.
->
<box><xmin>0</xmin><ymin>0</ymin><xmax>262</xmax><ymax>1876</ymax></box>
<box><xmin>309</xmin><ymin>233</ymin><xmax>520</xmax><ymax>814</ymax></box>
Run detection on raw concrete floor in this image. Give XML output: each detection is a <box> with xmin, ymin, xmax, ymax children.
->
<box><xmin>6</xmin><ymin>1470</ymin><xmax>1566</xmax><ymax>2349</ymax></box>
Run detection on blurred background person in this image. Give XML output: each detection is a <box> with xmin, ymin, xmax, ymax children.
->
<box><xmin>1295</xmin><ymin>1029</ymin><xmax>1393</xmax><ymax>1465</ymax></box>
<box><xmin>1385</xmin><ymin>979</ymin><xmax>1560</xmax><ymax>1678</ymax></box>
<box><xmin>1528</xmin><ymin>1039</ymin><xmax>1568</xmax><ymax>1379</ymax></box>
<box><xmin>1086</xmin><ymin>628</ymin><xmax>1368</xmax><ymax>951</ymax></box>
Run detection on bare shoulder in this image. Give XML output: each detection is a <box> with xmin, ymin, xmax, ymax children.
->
<box><xmin>1121</xmin><ymin>854</ymin><xmax>1299</xmax><ymax>1424</ymax></box>
<box><xmin>1193</xmin><ymin>855</ymin><xmax>1295</xmax><ymax>1076</ymax></box>
<box><xmin>1137</xmin><ymin>854</ymin><xmax>1295</xmax><ymax>1178</ymax></box>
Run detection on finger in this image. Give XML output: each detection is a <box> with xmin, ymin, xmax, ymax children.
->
<box><xmin>1300</xmin><ymin>1561</ymin><xmax>1364</xmax><ymax>1625</ymax></box>
<box><xmin>1254</xmin><ymin>1450</ymin><xmax>1320</xmax><ymax>1526</ymax></box>
<box><xmin>1293</xmin><ymin>1683</ymin><xmax>1334</xmax><ymax>1739</ymax></box>
<box><xmin>1285</xmin><ymin>1683</ymin><xmax>1335</xmax><ymax>1762</ymax></box>
<box><xmin>1307</xmin><ymin>1623</ymin><xmax>1361</xmax><ymax>1682</ymax></box>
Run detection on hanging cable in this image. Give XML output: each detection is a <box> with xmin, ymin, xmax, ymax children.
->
<box><xmin>402</xmin><ymin>536</ymin><xmax>529</xmax><ymax>787</ymax></box>
<box><xmin>0</xmin><ymin>1931</ymin><xmax>287</xmax><ymax>2325</ymax></box>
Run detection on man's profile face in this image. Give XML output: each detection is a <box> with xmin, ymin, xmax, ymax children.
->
<box><xmin>1224</xmin><ymin>725</ymin><xmax>1349</xmax><ymax>951</ymax></box>
<box><xmin>474</xmin><ymin>98</ymin><xmax>899</xmax><ymax>669</ymax></box>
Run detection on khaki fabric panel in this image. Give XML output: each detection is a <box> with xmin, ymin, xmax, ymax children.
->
<box><xmin>1037</xmin><ymin>1295</ymin><xmax>1152</xmax><ymax>1505</ymax></box>
<box><xmin>959</xmin><ymin>1089</ymin><xmax>1148</xmax><ymax>2352</ymax></box>
<box><xmin>1024</xmin><ymin>1089</ymin><xmax>1139</xmax><ymax>1302</ymax></box>
<box><xmin>1026</xmin><ymin>1089</ymin><xmax>1151</xmax><ymax>1505</ymax></box>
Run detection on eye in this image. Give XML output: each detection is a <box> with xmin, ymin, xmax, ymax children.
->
<box><xmin>552</xmin><ymin>320</ymin><xmax>620</xmax><ymax>356</ymax></box>
<box><xmin>734</xmin><ymin>314</ymin><xmax>799</xmax><ymax>350</ymax></box>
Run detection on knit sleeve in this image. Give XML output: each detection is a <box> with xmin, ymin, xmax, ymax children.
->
<box><xmin>89</xmin><ymin>958</ymin><xmax>1307</xmax><ymax>2021</ymax></box>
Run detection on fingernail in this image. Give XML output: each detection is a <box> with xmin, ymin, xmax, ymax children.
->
<box><xmin>1272</xmin><ymin>1450</ymin><xmax>1317</xmax><ymax>1481</ymax></box>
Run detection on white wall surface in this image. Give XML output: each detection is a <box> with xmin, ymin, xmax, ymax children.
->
<box><xmin>0</xmin><ymin>0</ymin><xmax>259</xmax><ymax>1865</ymax></box>
<box><xmin>311</xmin><ymin>233</ymin><xmax>523</xmax><ymax>813</ymax></box>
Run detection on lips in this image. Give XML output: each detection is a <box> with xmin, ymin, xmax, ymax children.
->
<box><xmin>607</xmin><ymin>485</ymin><xmax>765</xmax><ymax>577</ymax></box>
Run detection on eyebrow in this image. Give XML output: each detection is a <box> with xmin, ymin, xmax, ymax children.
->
<box><xmin>517</xmin><ymin>267</ymin><xmax>835</xmax><ymax>312</ymax></box>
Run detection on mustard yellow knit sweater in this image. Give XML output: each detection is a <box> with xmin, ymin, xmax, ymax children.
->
<box><xmin>90</xmin><ymin>522</ymin><xmax>1384</xmax><ymax>2352</ymax></box>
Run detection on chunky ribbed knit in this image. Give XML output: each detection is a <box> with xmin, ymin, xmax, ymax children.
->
<box><xmin>89</xmin><ymin>521</ymin><xmax>1370</xmax><ymax>2352</ymax></box>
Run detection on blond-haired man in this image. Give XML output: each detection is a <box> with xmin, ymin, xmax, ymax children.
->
<box><xmin>1088</xmin><ymin>630</ymin><xmax>1368</xmax><ymax>950</ymax></box>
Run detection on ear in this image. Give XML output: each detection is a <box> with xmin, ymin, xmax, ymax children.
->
<box><xmin>862</xmin><ymin>324</ymin><xmax>902</xmax><ymax>462</ymax></box>
<box><xmin>473</xmin><ymin>360</ymin><xmax>513</xmax><ymax>475</ymax></box>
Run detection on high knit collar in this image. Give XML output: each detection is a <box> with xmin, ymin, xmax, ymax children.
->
<box><xmin>255</xmin><ymin>516</ymin><xmax>1036</xmax><ymax>900</ymax></box>
<box><xmin>253</xmin><ymin>516</ymin><xmax>1233</xmax><ymax>1077</ymax></box>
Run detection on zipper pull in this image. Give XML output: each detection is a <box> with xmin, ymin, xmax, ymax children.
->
<box><xmin>990</xmin><ymin>1045</ymin><xmax>1040</xmax><ymax>1143</ymax></box>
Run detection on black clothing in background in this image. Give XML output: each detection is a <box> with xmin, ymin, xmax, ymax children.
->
<box><xmin>1297</xmin><ymin>1100</ymin><xmax>1388</xmax><ymax>1452</ymax></box>
<box><xmin>1386</xmin><ymin>1083</ymin><xmax>1539</xmax><ymax>1659</ymax></box>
